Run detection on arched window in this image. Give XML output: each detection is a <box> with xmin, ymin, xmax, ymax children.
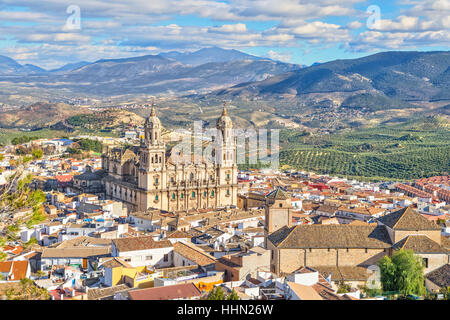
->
<box><xmin>192</xmin><ymin>192</ymin><xmax>195</xmax><ymax>199</ymax></box>
<box><xmin>172</xmin><ymin>193</ymin><xmax>176</xmax><ymax>200</ymax></box>
<box><xmin>190</xmin><ymin>173</ymin><xmax>194</xmax><ymax>180</ymax></box>
<box><xmin>159</xmin><ymin>156</ymin><xmax>162</xmax><ymax>163</ymax></box>
<box><xmin>211</xmin><ymin>190</ymin><xmax>214</xmax><ymax>196</ymax></box>
<box><xmin>155</xmin><ymin>195</ymin><xmax>158</xmax><ymax>201</ymax></box>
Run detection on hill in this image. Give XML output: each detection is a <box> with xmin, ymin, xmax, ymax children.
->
<box><xmin>213</xmin><ymin>51</ymin><xmax>450</xmax><ymax>108</ymax></box>
<box><xmin>0</xmin><ymin>55</ymin><xmax>46</xmax><ymax>75</ymax></box>
<box><xmin>0</xmin><ymin>102</ymin><xmax>88</xmax><ymax>130</ymax></box>
<box><xmin>0</xmin><ymin>53</ymin><xmax>300</xmax><ymax>97</ymax></box>
<box><xmin>160</xmin><ymin>47</ymin><xmax>266</xmax><ymax>66</ymax></box>
<box><xmin>66</xmin><ymin>109</ymin><xmax>145</xmax><ymax>130</ymax></box>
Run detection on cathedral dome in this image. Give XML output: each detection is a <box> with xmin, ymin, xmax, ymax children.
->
<box><xmin>145</xmin><ymin>106</ymin><xmax>161</xmax><ymax>129</ymax></box>
<box><xmin>216</xmin><ymin>105</ymin><xmax>232</xmax><ymax>129</ymax></box>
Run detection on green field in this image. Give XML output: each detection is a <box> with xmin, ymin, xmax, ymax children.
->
<box><xmin>279</xmin><ymin>117</ymin><xmax>450</xmax><ymax>180</ymax></box>
<box><xmin>0</xmin><ymin>128</ymin><xmax>118</xmax><ymax>146</ymax></box>
<box><xmin>0</xmin><ymin>128</ymin><xmax>69</xmax><ymax>145</ymax></box>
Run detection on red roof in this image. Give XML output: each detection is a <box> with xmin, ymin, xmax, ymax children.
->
<box><xmin>129</xmin><ymin>283</ymin><xmax>202</xmax><ymax>300</ymax></box>
<box><xmin>0</xmin><ymin>260</ymin><xmax>29</xmax><ymax>280</ymax></box>
<box><xmin>55</xmin><ymin>175</ymin><xmax>73</xmax><ymax>182</ymax></box>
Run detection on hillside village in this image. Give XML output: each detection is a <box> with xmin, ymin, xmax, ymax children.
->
<box><xmin>0</xmin><ymin>131</ymin><xmax>449</xmax><ymax>300</ymax></box>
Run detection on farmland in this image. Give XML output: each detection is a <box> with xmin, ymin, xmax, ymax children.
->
<box><xmin>279</xmin><ymin>116</ymin><xmax>450</xmax><ymax>180</ymax></box>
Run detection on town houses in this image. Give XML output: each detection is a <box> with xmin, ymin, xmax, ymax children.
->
<box><xmin>0</xmin><ymin>109</ymin><xmax>449</xmax><ymax>300</ymax></box>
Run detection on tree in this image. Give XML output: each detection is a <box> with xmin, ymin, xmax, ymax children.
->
<box><xmin>227</xmin><ymin>289</ymin><xmax>240</xmax><ymax>300</ymax></box>
<box><xmin>31</xmin><ymin>148</ymin><xmax>43</xmax><ymax>160</ymax></box>
<box><xmin>206</xmin><ymin>286</ymin><xmax>241</xmax><ymax>300</ymax></box>
<box><xmin>378</xmin><ymin>249</ymin><xmax>426</xmax><ymax>296</ymax></box>
<box><xmin>35</xmin><ymin>270</ymin><xmax>47</xmax><ymax>280</ymax></box>
<box><xmin>207</xmin><ymin>286</ymin><xmax>226</xmax><ymax>300</ymax></box>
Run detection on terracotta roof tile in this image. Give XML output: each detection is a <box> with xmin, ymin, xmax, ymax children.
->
<box><xmin>113</xmin><ymin>236</ymin><xmax>172</xmax><ymax>252</ymax></box>
<box><xmin>377</xmin><ymin>207</ymin><xmax>441</xmax><ymax>230</ymax></box>
<box><xmin>173</xmin><ymin>242</ymin><xmax>216</xmax><ymax>266</ymax></box>
<box><xmin>268</xmin><ymin>224</ymin><xmax>391</xmax><ymax>249</ymax></box>
<box><xmin>393</xmin><ymin>235</ymin><xmax>448</xmax><ymax>253</ymax></box>
<box><xmin>129</xmin><ymin>283</ymin><xmax>202</xmax><ymax>300</ymax></box>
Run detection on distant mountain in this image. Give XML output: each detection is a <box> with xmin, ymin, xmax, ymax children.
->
<box><xmin>160</xmin><ymin>47</ymin><xmax>266</xmax><ymax>66</ymax></box>
<box><xmin>0</xmin><ymin>55</ymin><xmax>46</xmax><ymax>75</ymax></box>
<box><xmin>214</xmin><ymin>51</ymin><xmax>450</xmax><ymax>106</ymax></box>
<box><xmin>0</xmin><ymin>52</ymin><xmax>300</xmax><ymax>96</ymax></box>
<box><xmin>49</xmin><ymin>61</ymin><xmax>91</xmax><ymax>73</ymax></box>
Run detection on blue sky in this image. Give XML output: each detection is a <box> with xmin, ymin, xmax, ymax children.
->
<box><xmin>0</xmin><ymin>0</ymin><xmax>448</xmax><ymax>69</ymax></box>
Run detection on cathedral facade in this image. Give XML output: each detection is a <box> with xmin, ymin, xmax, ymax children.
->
<box><xmin>101</xmin><ymin>106</ymin><xmax>238</xmax><ymax>213</ymax></box>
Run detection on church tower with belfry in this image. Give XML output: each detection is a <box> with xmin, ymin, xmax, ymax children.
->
<box><xmin>215</xmin><ymin>102</ymin><xmax>238</xmax><ymax>207</ymax></box>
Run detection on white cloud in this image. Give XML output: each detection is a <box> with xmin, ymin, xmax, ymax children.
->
<box><xmin>267</xmin><ymin>50</ymin><xmax>292</xmax><ymax>62</ymax></box>
<box><xmin>347</xmin><ymin>21</ymin><xmax>363</xmax><ymax>29</ymax></box>
<box><xmin>0</xmin><ymin>0</ymin><xmax>448</xmax><ymax>67</ymax></box>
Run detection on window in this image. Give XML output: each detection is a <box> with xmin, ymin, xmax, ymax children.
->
<box><xmin>279</xmin><ymin>203</ymin><xmax>282</xmax><ymax>208</ymax></box>
<box><xmin>203</xmin><ymin>191</ymin><xmax>207</xmax><ymax>197</ymax></box>
<box><xmin>346</xmin><ymin>248</ymin><xmax>349</xmax><ymax>252</ymax></box>
<box><xmin>365</xmin><ymin>248</ymin><xmax>368</xmax><ymax>253</ymax></box>
<box><xmin>226</xmin><ymin>173</ymin><xmax>230</xmax><ymax>180</ymax></box>
<box><xmin>124</xmin><ymin>258</ymin><xmax>131</xmax><ymax>262</ymax></box>
<box><xmin>146</xmin><ymin>255</ymin><xmax>152</xmax><ymax>260</ymax></box>
<box><xmin>163</xmin><ymin>254</ymin><xmax>168</xmax><ymax>262</ymax></box>
<box><xmin>226</xmin><ymin>189</ymin><xmax>230</xmax><ymax>196</ymax></box>
<box><xmin>423</xmin><ymin>258</ymin><xmax>428</xmax><ymax>268</ymax></box>
<box><xmin>155</xmin><ymin>195</ymin><xmax>158</xmax><ymax>201</ymax></box>
<box><xmin>192</xmin><ymin>192</ymin><xmax>196</xmax><ymax>198</ymax></box>
<box><xmin>172</xmin><ymin>193</ymin><xmax>176</xmax><ymax>200</ymax></box>
<box><xmin>181</xmin><ymin>193</ymin><xmax>184</xmax><ymax>199</ymax></box>
<box><xmin>211</xmin><ymin>191</ymin><xmax>214</xmax><ymax>196</ymax></box>
<box><xmin>155</xmin><ymin>177</ymin><xmax>159</xmax><ymax>183</ymax></box>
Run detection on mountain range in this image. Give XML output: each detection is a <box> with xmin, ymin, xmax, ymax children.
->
<box><xmin>214</xmin><ymin>51</ymin><xmax>450</xmax><ymax>104</ymax></box>
<box><xmin>0</xmin><ymin>47</ymin><xmax>301</xmax><ymax>96</ymax></box>
<box><xmin>0</xmin><ymin>49</ymin><xmax>448</xmax><ymax>110</ymax></box>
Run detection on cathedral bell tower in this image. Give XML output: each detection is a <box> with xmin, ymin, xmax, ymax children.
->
<box><xmin>139</xmin><ymin>105</ymin><xmax>166</xmax><ymax>190</ymax></box>
<box><xmin>216</xmin><ymin>103</ymin><xmax>235</xmax><ymax>167</ymax></box>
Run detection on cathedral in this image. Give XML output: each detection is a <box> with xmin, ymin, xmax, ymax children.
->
<box><xmin>100</xmin><ymin>105</ymin><xmax>238</xmax><ymax>213</ymax></box>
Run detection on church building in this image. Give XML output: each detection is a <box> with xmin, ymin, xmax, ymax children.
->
<box><xmin>101</xmin><ymin>105</ymin><xmax>238</xmax><ymax>213</ymax></box>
